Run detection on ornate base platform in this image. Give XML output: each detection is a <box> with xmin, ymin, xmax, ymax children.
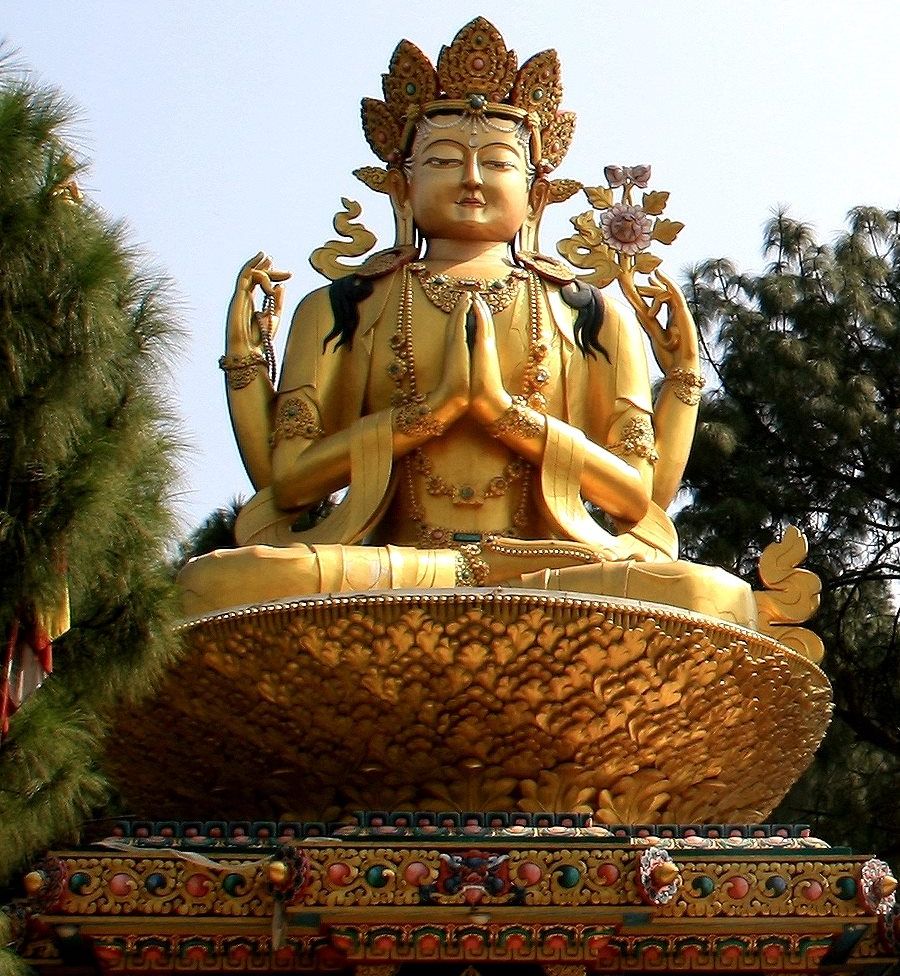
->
<box><xmin>17</xmin><ymin>589</ymin><xmax>853</xmax><ymax>973</ymax></box>
<box><xmin>13</xmin><ymin>822</ymin><xmax>900</xmax><ymax>974</ymax></box>
<box><xmin>105</xmin><ymin>589</ymin><xmax>831</xmax><ymax>824</ymax></box>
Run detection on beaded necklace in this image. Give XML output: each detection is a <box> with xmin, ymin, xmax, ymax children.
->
<box><xmin>410</xmin><ymin>262</ymin><xmax>527</xmax><ymax>314</ymax></box>
<box><xmin>390</xmin><ymin>265</ymin><xmax>551</xmax><ymax>551</ymax></box>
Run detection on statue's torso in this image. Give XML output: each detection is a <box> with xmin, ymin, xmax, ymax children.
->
<box><xmin>268</xmin><ymin>264</ymin><xmax>669</xmax><ymax>575</ymax></box>
<box><xmin>363</xmin><ymin>275</ymin><xmax>568</xmax><ymax>547</ymax></box>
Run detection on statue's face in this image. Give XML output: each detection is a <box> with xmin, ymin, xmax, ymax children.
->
<box><xmin>407</xmin><ymin>115</ymin><xmax>531</xmax><ymax>244</ymax></box>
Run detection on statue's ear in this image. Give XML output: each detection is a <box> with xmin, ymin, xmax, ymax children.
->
<box><xmin>385</xmin><ymin>167</ymin><xmax>410</xmax><ymax>208</ymax></box>
<box><xmin>520</xmin><ymin>177</ymin><xmax>551</xmax><ymax>253</ymax></box>
<box><xmin>529</xmin><ymin>177</ymin><xmax>550</xmax><ymax>220</ymax></box>
<box><xmin>385</xmin><ymin>168</ymin><xmax>414</xmax><ymax>247</ymax></box>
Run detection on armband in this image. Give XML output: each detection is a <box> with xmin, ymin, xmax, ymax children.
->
<box><xmin>270</xmin><ymin>396</ymin><xmax>324</xmax><ymax>446</ymax></box>
<box><xmin>609</xmin><ymin>415</ymin><xmax>659</xmax><ymax>464</ymax></box>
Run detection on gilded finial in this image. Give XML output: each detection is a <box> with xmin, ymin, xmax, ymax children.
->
<box><xmin>309</xmin><ymin>198</ymin><xmax>377</xmax><ymax>280</ymax></box>
<box><xmin>753</xmin><ymin>525</ymin><xmax>824</xmax><ymax>663</ymax></box>
<box><xmin>436</xmin><ymin>18</ymin><xmax>517</xmax><ymax>101</ymax></box>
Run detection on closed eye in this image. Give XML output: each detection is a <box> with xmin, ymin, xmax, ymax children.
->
<box><xmin>424</xmin><ymin>155</ymin><xmax>464</xmax><ymax>168</ymax></box>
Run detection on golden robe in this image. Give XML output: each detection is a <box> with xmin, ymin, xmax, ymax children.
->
<box><xmin>181</xmin><ymin>269</ymin><xmax>756</xmax><ymax>626</ymax></box>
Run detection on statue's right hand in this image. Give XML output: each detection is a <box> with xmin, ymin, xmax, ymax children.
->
<box><xmin>226</xmin><ymin>252</ymin><xmax>292</xmax><ymax>352</ymax></box>
<box><xmin>431</xmin><ymin>293</ymin><xmax>471</xmax><ymax>424</ymax></box>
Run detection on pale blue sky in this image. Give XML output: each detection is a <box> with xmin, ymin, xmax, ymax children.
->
<box><xmin>5</xmin><ymin>1</ymin><xmax>900</xmax><ymax>531</ymax></box>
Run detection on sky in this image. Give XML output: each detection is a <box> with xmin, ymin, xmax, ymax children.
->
<box><xmin>4</xmin><ymin>0</ymin><xmax>900</xmax><ymax>533</ymax></box>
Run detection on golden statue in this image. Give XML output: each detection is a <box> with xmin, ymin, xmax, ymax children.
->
<box><xmin>180</xmin><ymin>18</ymin><xmax>813</xmax><ymax>643</ymax></box>
<box><xmin>108</xmin><ymin>20</ymin><xmax>834</xmax><ymax>824</ymax></box>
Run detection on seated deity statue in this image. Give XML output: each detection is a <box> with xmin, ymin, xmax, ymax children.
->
<box><xmin>180</xmin><ymin>19</ymin><xmax>757</xmax><ymax>627</ymax></box>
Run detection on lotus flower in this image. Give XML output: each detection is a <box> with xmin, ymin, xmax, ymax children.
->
<box><xmin>600</xmin><ymin>203</ymin><xmax>653</xmax><ymax>255</ymax></box>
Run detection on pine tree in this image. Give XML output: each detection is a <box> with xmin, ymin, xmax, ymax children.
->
<box><xmin>0</xmin><ymin>58</ymin><xmax>184</xmax><ymax>962</ymax></box>
<box><xmin>678</xmin><ymin>207</ymin><xmax>900</xmax><ymax>860</ymax></box>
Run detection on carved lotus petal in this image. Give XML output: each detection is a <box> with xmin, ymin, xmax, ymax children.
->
<box><xmin>108</xmin><ymin>594</ymin><xmax>832</xmax><ymax>825</ymax></box>
<box><xmin>437</xmin><ymin>17</ymin><xmax>518</xmax><ymax>100</ymax></box>
<box><xmin>382</xmin><ymin>39</ymin><xmax>438</xmax><ymax>119</ymax></box>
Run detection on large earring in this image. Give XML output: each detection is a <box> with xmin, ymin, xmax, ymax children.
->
<box><xmin>519</xmin><ymin>210</ymin><xmax>541</xmax><ymax>254</ymax></box>
<box><xmin>393</xmin><ymin>197</ymin><xmax>415</xmax><ymax>247</ymax></box>
<box><xmin>518</xmin><ymin>178</ymin><xmax>550</xmax><ymax>255</ymax></box>
<box><xmin>385</xmin><ymin>167</ymin><xmax>416</xmax><ymax>248</ymax></box>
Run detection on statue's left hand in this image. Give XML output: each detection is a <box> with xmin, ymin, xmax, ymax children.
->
<box><xmin>632</xmin><ymin>270</ymin><xmax>700</xmax><ymax>377</ymax></box>
<box><xmin>468</xmin><ymin>295</ymin><xmax>510</xmax><ymax>424</ymax></box>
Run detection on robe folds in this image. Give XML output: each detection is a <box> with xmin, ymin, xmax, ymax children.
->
<box><xmin>181</xmin><ymin>270</ymin><xmax>757</xmax><ymax>627</ymax></box>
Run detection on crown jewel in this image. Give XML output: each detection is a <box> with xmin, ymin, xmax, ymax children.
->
<box><xmin>361</xmin><ymin>18</ymin><xmax>575</xmax><ymax>172</ymax></box>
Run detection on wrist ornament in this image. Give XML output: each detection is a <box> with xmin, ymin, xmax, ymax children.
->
<box><xmin>219</xmin><ymin>351</ymin><xmax>267</xmax><ymax>390</ymax></box>
<box><xmin>665</xmin><ymin>367</ymin><xmax>705</xmax><ymax>406</ymax></box>
<box><xmin>454</xmin><ymin>547</ymin><xmax>490</xmax><ymax>587</ymax></box>
<box><xmin>394</xmin><ymin>393</ymin><xmax>446</xmax><ymax>437</ymax></box>
<box><xmin>487</xmin><ymin>395</ymin><xmax>543</xmax><ymax>439</ymax></box>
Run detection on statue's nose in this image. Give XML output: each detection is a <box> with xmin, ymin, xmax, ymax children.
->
<box><xmin>462</xmin><ymin>154</ymin><xmax>482</xmax><ymax>188</ymax></box>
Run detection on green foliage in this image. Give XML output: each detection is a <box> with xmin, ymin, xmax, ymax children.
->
<box><xmin>0</xmin><ymin>907</ymin><xmax>32</xmax><ymax>975</ymax></box>
<box><xmin>678</xmin><ymin>207</ymin><xmax>900</xmax><ymax>859</ymax></box>
<box><xmin>174</xmin><ymin>499</ymin><xmax>241</xmax><ymax>568</ymax></box>
<box><xmin>0</xmin><ymin>58</ymin><xmax>184</xmax><ymax>905</ymax></box>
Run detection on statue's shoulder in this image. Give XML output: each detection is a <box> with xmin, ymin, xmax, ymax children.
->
<box><xmin>293</xmin><ymin>246</ymin><xmax>418</xmax><ymax>314</ymax></box>
<box><xmin>283</xmin><ymin>253</ymin><xmax>412</xmax><ymax>389</ymax></box>
<box><xmin>517</xmin><ymin>251</ymin><xmax>577</xmax><ymax>286</ymax></box>
<box><xmin>517</xmin><ymin>251</ymin><xmax>611</xmax><ymax>324</ymax></box>
<box><xmin>516</xmin><ymin>252</ymin><xmax>637</xmax><ymax>322</ymax></box>
<box><xmin>293</xmin><ymin>245</ymin><xmax>418</xmax><ymax>332</ymax></box>
<box><xmin>291</xmin><ymin>282</ymin><xmax>332</xmax><ymax>318</ymax></box>
<box><xmin>352</xmin><ymin>245</ymin><xmax>420</xmax><ymax>280</ymax></box>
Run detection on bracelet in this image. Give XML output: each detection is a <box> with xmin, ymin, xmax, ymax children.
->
<box><xmin>665</xmin><ymin>367</ymin><xmax>705</xmax><ymax>406</ymax></box>
<box><xmin>487</xmin><ymin>395</ymin><xmax>543</xmax><ymax>439</ymax></box>
<box><xmin>394</xmin><ymin>394</ymin><xmax>446</xmax><ymax>437</ymax></box>
<box><xmin>219</xmin><ymin>352</ymin><xmax>267</xmax><ymax>390</ymax></box>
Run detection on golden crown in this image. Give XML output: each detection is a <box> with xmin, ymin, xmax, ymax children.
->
<box><xmin>361</xmin><ymin>18</ymin><xmax>576</xmax><ymax>173</ymax></box>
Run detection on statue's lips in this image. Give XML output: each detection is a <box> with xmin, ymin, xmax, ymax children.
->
<box><xmin>456</xmin><ymin>197</ymin><xmax>485</xmax><ymax>207</ymax></box>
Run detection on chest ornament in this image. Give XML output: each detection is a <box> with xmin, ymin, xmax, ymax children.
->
<box><xmin>409</xmin><ymin>262</ymin><xmax>528</xmax><ymax>314</ymax></box>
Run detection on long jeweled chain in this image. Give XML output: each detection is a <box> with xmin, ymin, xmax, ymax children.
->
<box><xmin>390</xmin><ymin>267</ymin><xmax>551</xmax><ymax>544</ymax></box>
